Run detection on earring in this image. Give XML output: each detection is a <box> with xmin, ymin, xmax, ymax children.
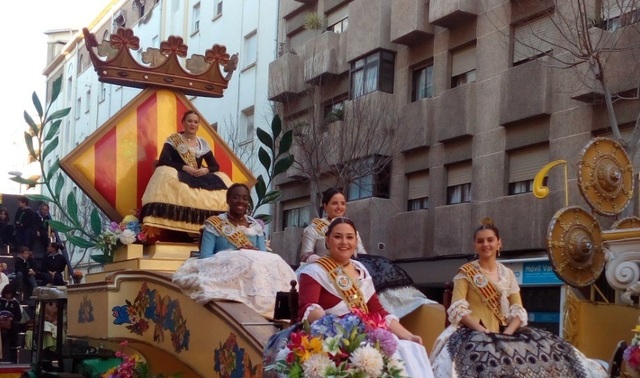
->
<box><xmin>325</xmin><ymin>243</ymin><xmax>329</xmax><ymax>250</ymax></box>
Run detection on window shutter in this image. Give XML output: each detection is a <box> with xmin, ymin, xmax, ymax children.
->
<box><xmin>408</xmin><ymin>171</ymin><xmax>429</xmax><ymax>199</ymax></box>
<box><xmin>604</xmin><ymin>0</ymin><xmax>635</xmax><ymax>19</ymax></box>
<box><xmin>326</xmin><ymin>5</ymin><xmax>349</xmax><ymax>27</ymax></box>
<box><xmin>447</xmin><ymin>163</ymin><xmax>472</xmax><ymax>187</ymax></box>
<box><xmin>283</xmin><ymin>197</ymin><xmax>310</xmax><ymax>210</ymax></box>
<box><xmin>451</xmin><ymin>45</ymin><xmax>476</xmax><ymax>77</ymax></box>
<box><xmin>509</xmin><ymin>145</ymin><xmax>550</xmax><ymax>183</ymax></box>
<box><xmin>513</xmin><ymin>15</ymin><xmax>555</xmax><ymax>63</ymax></box>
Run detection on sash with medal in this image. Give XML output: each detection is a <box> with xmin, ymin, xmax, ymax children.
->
<box><xmin>205</xmin><ymin>216</ymin><xmax>253</xmax><ymax>249</ymax></box>
<box><xmin>168</xmin><ymin>133</ymin><xmax>198</xmax><ymax>168</ymax></box>
<box><xmin>315</xmin><ymin>257</ymin><xmax>368</xmax><ymax>313</ymax></box>
<box><xmin>459</xmin><ymin>262</ymin><xmax>508</xmax><ymax>326</ymax></box>
<box><xmin>311</xmin><ymin>218</ymin><xmax>330</xmax><ymax>236</ymax></box>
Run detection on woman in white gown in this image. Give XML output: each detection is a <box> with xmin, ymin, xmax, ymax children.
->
<box><xmin>430</xmin><ymin>218</ymin><xmax>607</xmax><ymax>378</ymax></box>
<box><xmin>172</xmin><ymin>183</ymin><xmax>296</xmax><ymax>318</ymax></box>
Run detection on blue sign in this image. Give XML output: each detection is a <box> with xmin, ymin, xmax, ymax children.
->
<box><xmin>528</xmin><ymin>311</ymin><xmax>560</xmax><ymax>323</ymax></box>
<box><xmin>522</xmin><ymin>261</ymin><xmax>563</xmax><ymax>285</ymax></box>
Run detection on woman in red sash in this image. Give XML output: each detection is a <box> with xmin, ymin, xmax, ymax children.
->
<box><xmin>297</xmin><ymin>217</ymin><xmax>434</xmax><ymax>377</ymax></box>
<box><xmin>430</xmin><ymin>218</ymin><xmax>606</xmax><ymax>377</ymax></box>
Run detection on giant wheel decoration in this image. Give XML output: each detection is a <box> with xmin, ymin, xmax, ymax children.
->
<box><xmin>547</xmin><ymin>206</ymin><xmax>605</xmax><ymax>287</ymax></box>
<box><xmin>577</xmin><ymin>137</ymin><xmax>634</xmax><ymax>216</ymax></box>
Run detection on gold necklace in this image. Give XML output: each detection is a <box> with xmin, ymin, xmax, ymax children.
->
<box><xmin>226</xmin><ymin>212</ymin><xmax>245</xmax><ymax>222</ymax></box>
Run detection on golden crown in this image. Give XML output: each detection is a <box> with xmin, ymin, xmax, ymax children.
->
<box><xmin>82</xmin><ymin>27</ymin><xmax>238</xmax><ymax>98</ymax></box>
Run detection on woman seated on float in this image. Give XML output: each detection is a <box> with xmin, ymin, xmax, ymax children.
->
<box><xmin>297</xmin><ymin>217</ymin><xmax>434</xmax><ymax>377</ymax></box>
<box><xmin>172</xmin><ymin>183</ymin><xmax>296</xmax><ymax>318</ymax></box>
<box><xmin>140</xmin><ymin>110</ymin><xmax>231</xmax><ymax>235</ymax></box>
<box><xmin>430</xmin><ymin>217</ymin><xmax>607</xmax><ymax>378</ymax></box>
<box><xmin>301</xmin><ymin>187</ymin><xmax>436</xmax><ymax>318</ymax></box>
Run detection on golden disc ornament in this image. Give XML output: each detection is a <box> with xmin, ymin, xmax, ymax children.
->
<box><xmin>547</xmin><ymin>206</ymin><xmax>605</xmax><ymax>287</ymax></box>
<box><xmin>577</xmin><ymin>137</ymin><xmax>633</xmax><ymax>216</ymax></box>
<box><xmin>611</xmin><ymin>216</ymin><xmax>640</xmax><ymax>230</ymax></box>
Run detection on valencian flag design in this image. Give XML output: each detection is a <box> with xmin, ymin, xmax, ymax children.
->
<box><xmin>60</xmin><ymin>88</ymin><xmax>255</xmax><ymax>222</ymax></box>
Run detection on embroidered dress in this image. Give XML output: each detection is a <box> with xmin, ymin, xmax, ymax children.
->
<box><xmin>172</xmin><ymin>214</ymin><xmax>296</xmax><ymax>318</ymax></box>
<box><xmin>430</xmin><ymin>261</ymin><xmax>607</xmax><ymax>378</ymax></box>
<box><xmin>299</xmin><ymin>217</ymin><xmax>436</xmax><ymax>318</ymax></box>
<box><xmin>140</xmin><ymin>133</ymin><xmax>231</xmax><ymax>234</ymax></box>
<box><xmin>297</xmin><ymin>260</ymin><xmax>435</xmax><ymax>378</ymax></box>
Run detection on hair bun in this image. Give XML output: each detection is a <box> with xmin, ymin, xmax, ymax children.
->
<box><xmin>480</xmin><ymin>217</ymin><xmax>494</xmax><ymax>227</ymax></box>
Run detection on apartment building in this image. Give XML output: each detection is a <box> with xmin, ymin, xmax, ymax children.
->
<box><xmin>268</xmin><ymin>0</ymin><xmax>640</xmax><ymax>294</ymax></box>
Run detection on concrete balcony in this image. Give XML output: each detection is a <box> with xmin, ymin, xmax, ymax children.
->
<box><xmin>435</xmin><ymin>83</ymin><xmax>476</xmax><ymax>143</ymax></box>
<box><xmin>400</xmin><ymin>98</ymin><xmax>435</xmax><ymax>152</ymax></box>
<box><xmin>388</xmin><ymin>210</ymin><xmax>431</xmax><ymax>259</ymax></box>
<box><xmin>271</xmin><ymin>227</ymin><xmax>304</xmax><ymax>265</ymax></box>
<box><xmin>432</xmin><ymin>202</ymin><xmax>473</xmax><ymax>256</ymax></box>
<box><xmin>268</xmin><ymin>53</ymin><xmax>305</xmax><ymax>102</ymax></box>
<box><xmin>347</xmin><ymin>198</ymin><xmax>400</xmax><ymax>256</ymax></box>
<box><xmin>429</xmin><ymin>0</ymin><xmax>477</xmax><ymax>28</ymax></box>
<box><xmin>346</xmin><ymin>0</ymin><xmax>395</xmax><ymax>61</ymax></box>
<box><xmin>391</xmin><ymin>0</ymin><xmax>434</xmax><ymax>45</ymax></box>
<box><xmin>281</xmin><ymin>0</ymin><xmax>306</xmax><ymax>18</ymax></box>
<box><xmin>500</xmin><ymin>59</ymin><xmax>551</xmax><ymax>126</ymax></box>
<box><xmin>285</xmin><ymin>142</ymin><xmax>311</xmax><ymax>181</ymax></box>
<box><xmin>302</xmin><ymin>32</ymin><xmax>347</xmax><ymax>84</ymax></box>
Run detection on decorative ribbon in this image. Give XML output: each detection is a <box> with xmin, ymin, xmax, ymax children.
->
<box><xmin>205</xmin><ymin>216</ymin><xmax>253</xmax><ymax>249</ymax></box>
<box><xmin>168</xmin><ymin>133</ymin><xmax>198</xmax><ymax>168</ymax></box>
<box><xmin>459</xmin><ymin>263</ymin><xmax>507</xmax><ymax>326</ymax></box>
<box><xmin>316</xmin><ymin>257</ymin><xmax>368</xmax><ymax>313</ymax></box>
<box><xmin>311</xmin><ymin>218</ymin><xmax>330</xmax><ymax>236</ymax></box>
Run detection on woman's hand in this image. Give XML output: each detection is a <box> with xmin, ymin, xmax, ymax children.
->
<box><xmin>193</xmin><ymin>167</ymin><xmax>209</xmax><ymax>177</ymax></box>
<box><xmin>403</xmin><ymin>334</ymin><xmax>423</xmax><ymax>345</ymax></box>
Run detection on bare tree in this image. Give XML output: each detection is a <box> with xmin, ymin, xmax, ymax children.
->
<box><xmin>219</xmin><ymin>114</ymin><xmax>258</xmax><ymax>172</ymax></box>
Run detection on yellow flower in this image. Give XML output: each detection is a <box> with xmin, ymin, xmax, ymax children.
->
<box><xmin>294</xmin><ymin>335</ymin><xmax>323</xmax><ymax>363</ymax></box>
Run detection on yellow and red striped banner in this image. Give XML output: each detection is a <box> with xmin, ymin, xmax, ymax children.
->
<box><xmin>60</xmin><ymin>88</ymin><xmax>255</xmax><ymax>222</ymax></box>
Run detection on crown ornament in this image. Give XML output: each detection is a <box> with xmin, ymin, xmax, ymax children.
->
<box><xmin>82</xmin><ymin>27</ymin><xmax>238</xmax><ymax>98</ymax></box>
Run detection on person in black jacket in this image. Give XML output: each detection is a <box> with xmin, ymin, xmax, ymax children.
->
<box><xmin>0</xmin><ymin>284</ymin><xmax>22</xmax><ymax>362</ymax></box>
<box><xmin>32</xmin><ymin>203</ymin><xmax>53</xmax><ymax>265</ymax></box>
<box><xmin>42</xmin><ymin>243</ymin><xmax>66</xmax><ymax>286</ymax></box>
<box><xmin>14</xmin><ymin>246</ymin><xmax>38</xmax><ymax>298</ymax></box>
<box><xmin>0</xmin><ymin>209</ymin><xmax>13</xmax><ymax>255</ymax></box>
<box><xmin>14</xmin><ymin>197</ymin><xmax>36</xmax><ymax>250</ymax></box>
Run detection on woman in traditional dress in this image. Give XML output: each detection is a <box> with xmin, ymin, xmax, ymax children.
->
<box><xmin>140</xmin><ymin>110</ymin><xmax>232</xmax><ymax>235</ymax></box>
<box><xmin>172</xmin><ymin>183</ymin><xmax>296</xmax><ymax>318</ymax></box>
<box><xmin>297</xmin><ymin>217</ymin><xmax>434</xmax><ymax>377</ymax></box>
<box><xmin>430</xmin><ymin>218</ymin><xmax>607</xmax><ymax>378</ymax></box>
<box><xmin>301</xmin><ymin>187</ymin><xmax>436</xmax><ymax>318</ymax></box>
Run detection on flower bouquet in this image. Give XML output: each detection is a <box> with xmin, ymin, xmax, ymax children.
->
<box><xmin>270</xmin><ymin>309</ymin><xmax>407</xmax><ymax>378</ymax></box>
<box><xmin>624</xmin><ymin>321</ymin><xmax>640</xmax><ymax>377</ymax></box>
<box><xmin>92</xmin><ymin>215</ymin><xmax>148</xmax><ymax>264</ymax></box>
<box><xmin>102</xmin><ymin>341</ymin><xmax>180</xmax><ymax>378</ymax></box>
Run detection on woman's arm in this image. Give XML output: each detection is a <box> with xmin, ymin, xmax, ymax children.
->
<box><xmin>157</xmin><ymin>143</ymin><xmax>184</xmax><ymax>171</ymax></box>
<box><xmin>201</xmin><ymin>149</ymin><xmax>220</xmax><ymax>173</ymax></box>
<box><xmin>388</xmin><ymin>319</ymin><xmax>423</xmax><ymax>344</ymax></box>
<box><xmin>255</xmin><ymin>233</ymin><xmax>267</xmax><ymax>251</ymax></box>
<box><xmin>300</xmin><ymin>225</ymin><xmax>320</xmax><ymax>263</ymax></box>
<box><xmin>298</xmin><ymin>273</ymin><xmax>326</xmax><ymax>322</ymax></box>
<box><xmin>199</xmin><ymin>228</ymin><xmax>217</xmax><ymax>258</ymax></box>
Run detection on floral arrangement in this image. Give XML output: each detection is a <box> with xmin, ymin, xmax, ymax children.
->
<box><xmin>624</xmin><ymin>320</ymin><xmax>640</xmax><ymax>373</ymax></box>
<box><xmin>271</xmin><ymin>309</ymin><xmax>407</xmax><ymax>378</ymax></box>
<box><xmin>102</xmin><ymin>341</ymin><xmax>180</xmax><ymax>378</ymax></box>
<box><xmin>92</xmin><ymin>215</ymin><xmax>148</xmax><ymax>263</ymax></box>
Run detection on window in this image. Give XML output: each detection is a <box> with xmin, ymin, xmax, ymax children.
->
<box><xmin>282</xmin><ymin>198</ymin><xmax>311</xmax><ymax>229</ymax></box>
<box><xmin>347</xmin><ymin>156</ymin><xmax>391</xmax><ymax>200</ymax></box>
<box><xmin>604</xmin><ymin>0</ymin><xmax>640</xmax><ymax>30</ymax></box>
<box><xmin>75</xmin><ymin>97</ymin><xmax>82</xmax><ymax>119</ymax></box>
<box><xmin>326</xmin><ymin>5</ymin><xmax>349</xmax><ymax>33</ymax></box>
<box><xmin>241</xmin><ymin>107</ymin><xmax>255</xmax><ymax>142</ymax></box>
<box><xmin>407</xmin><ymin>171</ymin><xmax>429</xmax><ymax>211</ymax></box>
<box><xmin>113</xmin><ymin>10</ymin><xmax>126</xmax><ymax>30</ymax></box>
<box><xmin>508</xmin><ymin>145</ymin><xmax>550</xmax><ymax>195</ymax></box>
<box><xmin>412</xmin><ymin>63</ymin><xmax>434</xmax><ymax>101</ymax></box>
<box><xmin>214</xmin><ymin>0</ymin><xmax>223</xmax><ymax>17</ymax></box>
<box><xmin>78</xmin><ymin>54</ymin><xmax>84</xmax><ymax>73</ymax></box>
<box><xmin>243</xmin><ymin>31</ymin><xmax>257</xmax><ymax>68</ymax></box>
<box><xmin>192</xmin><ymin>3</ymin><xmax>201</xmax><ymax>33</ymax></box>
<box><xmin>451</xmin><ymin>44</ymin><xmax>476</xmax><ymax>88</ymax></box>
<box><xmin>350</xmin><ymin>50</ymin><xmax>395</xmax><ymax>99</ymax></box>
<box><xmin>323</xmin><ymin>95</ymin><xmax>347</xmax><ymax>124</ymax></box>
<box><xmin>447</xmin><ymin>163</ymin><xmax>472</xmax><ymax>204</ymax></box>
<box><xmin>513</xmin><ymin>15</ymin><xmax>554</xmax><ymax>65</ymax></box>
<box><xmin>99</xmin><ymin>82</ymin><xmax>106</xmax><ymax>103</ymax></box>
<box><xmin>66</xmin><ymin>65</ymin><xmax>73</xmax><ymax>102</ymax></box>
<box><xmin>85</xmin><ymin>89</ymin><xmax>91</xmax><ymax>113</ymax></box>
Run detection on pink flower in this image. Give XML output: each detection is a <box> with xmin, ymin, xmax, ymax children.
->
<box><xmin>367</xmin><ymin>328</ymin><xmax>397</xmax><ymax>356</ymax></box>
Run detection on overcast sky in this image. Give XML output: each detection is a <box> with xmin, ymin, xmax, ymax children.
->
<box><xmin>0</xmin><ymin>1</ymin><xmax>113</xmax><ymax>193</ymax></box>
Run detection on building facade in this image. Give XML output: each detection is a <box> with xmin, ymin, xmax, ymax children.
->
<box><xmin>268</xmin><ymin>0</ymin><xmax>640</xmax><ymax>290</ymax></box>
<box><xmin>41</xmin><ymin>0</ymin><xmax>279</xmax><ymax>267</ymax></box>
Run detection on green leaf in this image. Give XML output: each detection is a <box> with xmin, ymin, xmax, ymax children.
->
<box><xmin>47</xmin><ymin>159</ymin><xmax>61</xmax><ymax>181</ymax></box>
<box><xmin>278</xmin><ymin>130</ymin><xmax>293</xmax><ymax>155</ymax></box>
<box><xmin>258</xmin><ymin>147</ymin><xmax>271</xmax><ymax>172</ymax></box>
<box><xmin>26</xmin><ymin>194</ymin><xmax>54</xmax><ymax>204</ymax></box>
<box><xmin>24</xmin><ymin>132</ymin><xmax>37</xmax><ymax>160</ymax></box>
<box><xmin>48</xmin><ymin>108</ymin><xmax>71</xmax><ymax>121</ymax></box>
<box><xmin>256</xmin><ymin>128</ymin><xmax>274</xmax><ymax>152</ymax></box>
<box><xmin>67</xmin><ymin>234</ymin><xmax>96</xmax><ymax>249</ymax></box>
<box><xmin>9</xmin><ymin>176</ymin><xmax>38</xmax><ymax>186</ymax></box>
<box><xmin>262</xmin><ymin>190</ymin><xmax>282</xmax><ymax>204</ymax></box>
<box><xmin>271</xmin><ymin>115</ymin><xmax>282</xmax><ymax>140</ymax></box>
<box><xmin>23</xmin><ymin>111</ymin><xmax>39</xmax><ymax>137</ymax></box>
<box><xmin>44</xmin><ymin>119</ymin><xmax>62</xmax><ymax>141</ymax></box>
<box><xmin>51</xmin><ymin>76</ymin><xmax>62</xmax><ymax>104</ymax></box>
<box><xmin>55</xmin><ymin>174</ymin><xmax>65</xmax><ymax>198</ymax></box>
<box><xmin>253</xmin><ymin>214</ymin><xmax>273</xmax><ymax>224</ymax></box>
<box><xmin>32</xmin><ymin>92</ymin><xmax>43</xmax><ymax>118</ymax></box>
<box><xmin>90</xmin><ymin>209</ymin><xmax>102</xmax><ymax>236</ymax></box>
<box><xmin>90</xmin><ymin>254</ymin><xmax>111</xmax><ymax>264</ymax></box>
<box><xmin>48</xmin><ymin>220</ymin><xmax>76</xmax><ymax>233</ymax></box>
<box><xmin>273</xmin><ymin>155</ymin><xmax>295</xmax><ymax>177</ymax></box>
<box><xmin>42</xmin><ymin>136</ymin><xmax>59</xmax><ymax>160</ymax></box>
<box><xmin>67</xmin><ymin>191</ymin><xmax>79</xmax><ymax>225</ymax></box>
<box><xmin>255</xmin><ymin>176</ymin><xmax>267</xmax><ymax>199</ymax></box>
